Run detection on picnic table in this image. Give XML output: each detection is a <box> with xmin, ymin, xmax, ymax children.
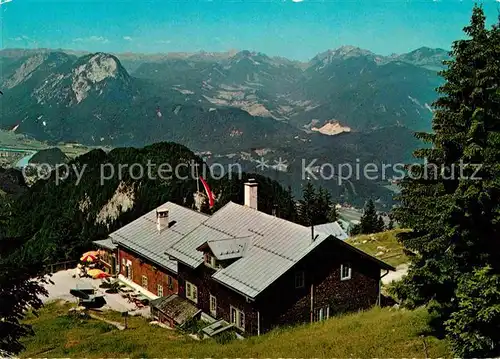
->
<box><xmin>135</xmin><ymin>294</ymin><xmax>150</xmax><ymax>305</ymax></box>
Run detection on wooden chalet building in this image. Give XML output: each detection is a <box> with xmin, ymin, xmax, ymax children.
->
<box><xmin>166</xmin><ymin>180</ymin><xmax>394</xmax><ymax>335</ymax></box>
<box><xmin>96</xmin><ymin>180</ymin><xmax>394</xmax><ymax>334</ymax></box>
<box><xmin>94</xmin><ymin>202</ymin><xmax>208</xmax><ymax>299</ymax></box>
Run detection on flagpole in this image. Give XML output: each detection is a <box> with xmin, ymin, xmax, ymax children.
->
<box><xmin>196</xmin><ymin>162</ymin><xmax>200</xmax><ymax>193</ymax></box>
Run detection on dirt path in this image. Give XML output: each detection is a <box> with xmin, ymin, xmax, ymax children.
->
<box><xmin>89</xmin><ymin>313</ymin><xmax>126</xmax><ymax>330</ymax></box>
<box><xmin>382</xmin><ymin>264</ymin><xmax>409</xmax><ymax>284</ymax></box>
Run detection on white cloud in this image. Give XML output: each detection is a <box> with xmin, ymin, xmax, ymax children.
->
<box><xmin>123</xmin><ymin>36</ymin><xmax>133</xmax><ymax>41</ymax></box>
<box><xmin>11</xmin><ymin>35</ymin><xmax>30</xmax><ymax>41</ymax></box>
<box><xmin>291</xmin><ymin>0</ymin><xmax>304</xmax><ymax>2</ymax></box>
<box><xmin>155</xmin><ymin>40</ymin><xmax>171</xmax><ymax>44</ymax></box>
<box><xmin>73</xmin><ymin>36</ymin><xmax>109</xmax><ymax>44</ymax></box>
<box><xmin>10</xmin><ymin>35</ymin><xmax>38</xmax><ymax>47</ymax></box>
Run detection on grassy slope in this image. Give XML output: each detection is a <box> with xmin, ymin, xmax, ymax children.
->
<box><xmin>21</xmin><ymin>301</ymin><xmax>450</xmax><ymax>358</ymax></box>
<box><xmin>347</xmin><ymin>229</ymin><xmax>411</xmax><ymax>267</ymax></box>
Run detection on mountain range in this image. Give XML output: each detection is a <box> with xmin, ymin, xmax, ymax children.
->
<box><xmin>0</xmin><ymin>46</ymin><xmax>448</xmax><ymax>147</ymax></box>
<box><xmin>0</xmin><ymin>45</ymin><xmax>447</xmax><ymax>204</ymax></box>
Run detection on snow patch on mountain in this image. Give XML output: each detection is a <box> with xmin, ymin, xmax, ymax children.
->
<box><xmin>407</xmin><ymin>95</ymin><xmax>422</xmax><ymax>107</ymax></box>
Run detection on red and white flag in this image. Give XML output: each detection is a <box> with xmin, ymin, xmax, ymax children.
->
<box><xmin>199</xmin><ymin>176</ymin><xmax>215</xmax><ymax>208</ymax></box>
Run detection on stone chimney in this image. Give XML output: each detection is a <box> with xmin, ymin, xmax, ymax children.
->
<box><xmin>156</xmin><ymin>207</ymin><xmax>169</xmax><ymax>232</ymax></box>
<box><xmin>244</xmin><ymin>179</ymin><xmax>258</xmax><ymax>210</ymax></box>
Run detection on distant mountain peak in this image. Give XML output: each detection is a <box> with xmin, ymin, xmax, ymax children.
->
<box><xmin>227</xmin><ymin>50</ymin><xmax>273</xmax><ymax>67</ymax></box>
<box><xmin>395</xmin><ymin>47</ymin><xmax>450</xmax><ymax>71</ymax></box>
<box><xmin>20</xmin><ymin>51</ymin><xmax>132</xmax><ymax>106</ymax></box>
<box><xmin>329</xmin><ymin>45</ymin><xmax>375</xmax><ymax>57</ymax></box>
<box><xmin>2</xmin><ymin>51</ymin><xmax>73</xmax><ymax>89</ymax></box>
<box><xmin>335</xmin><ymin>45</ymin><xmax>373</xmax><ymax>53</ymax></box>
<box><xmin>73</xmin><ymin>52</ymin><xmax>127</xmax><ymax>81</ymax></box>
<box><xmin>309</xmin><ymin>46</ymin><xmax>376</xmax><ymax>70</ymax></box>
<box><xmin>70</xmin><ymin>52</ymin><xmax>130</xmax><ymax>103</ymax></box>
<box><xmin>232</xmin><ymin>50</ymin><xmax>269</xmax><ymax>59</ymax></box>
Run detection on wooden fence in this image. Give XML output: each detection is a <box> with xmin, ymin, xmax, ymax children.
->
<box><xmin>43</xmin><ymin>260</ymin><xmax>78</xmax><ymax>274</ymax></box>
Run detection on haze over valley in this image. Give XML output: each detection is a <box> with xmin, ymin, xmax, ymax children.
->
<box><xmin>0</xmin><ymin>45</ymin><xmax>449</xmax><ymax>204</ymax></box>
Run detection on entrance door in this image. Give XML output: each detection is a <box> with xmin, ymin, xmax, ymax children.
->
<box><xmin>111</xmin><ymin>256</ymin><xmax>117</xmax><ymax>275</ymax></box>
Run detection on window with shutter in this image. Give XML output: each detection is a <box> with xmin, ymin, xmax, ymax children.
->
<box><xmin>185</xmin><ymin>281</ymin><xmax>198</xmax><ymax>303</ymax></box>
<box><xmin>210</xmin><ymin>295</ymin><xmax>217</xmax><ymax>317</ymax></box>
<box><xmin>230</xmin><ymin>305</ymin><xmax>245</xmax><ymax>331</ymax></box>
<box><xmin>340</xmin><ymin>263</ymin><xmax>352</xmax><ymax>280</ymax></box>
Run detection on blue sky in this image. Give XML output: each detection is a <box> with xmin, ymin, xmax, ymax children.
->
<box><xmin>1</xmin><ymin>0</ymin><xmax>499</xmax><ymax>61</ymax></box>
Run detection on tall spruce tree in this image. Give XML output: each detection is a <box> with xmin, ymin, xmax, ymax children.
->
<box><xmin>0</xmin><ymin>198</ymin><xmax>48</xmax><ymax>355</ymax></box>
<box><xmin>393</xmin><ymin>5</ymin><xmax>500</xmax><ymax>356</ymax></box>
<box><xmin>376</xmin><ymin>216</ymin><xmax>385</xmax><ymax>232</ymax></box>
<box><xmin>328</xmin><ymin>203</ymin><xmax>339</xmax><ymax>222</ymax></box>
<box><xmin>298</xmin><ymin>182</ymin><xmax>335</xmax><ymax>226</ymax></box>
<box><xmin>317</xmin><ymin>187</ymin><xmax>332</xmax><ymax>224</ymax></box>
<box><xmin>354</xmin><ymin>199</ymin><xmax>380</xmax><ymax>234</ymax></box>
<box><xmin>283</xmin><ymin>186</ymin><xmax>298</xmax><ymax>222</ymax></box>
<box><xmin>387</xmin><ymin>215</ymin><xmax>395</xmax><ymax>230</ymax></box>
<box><xmin>298</xmin><ymin>182</ymin><xmax>317</xmax><ymax>226</ymax></box>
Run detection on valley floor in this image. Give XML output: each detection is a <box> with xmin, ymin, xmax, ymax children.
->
<box><xmin>21</xmin><ymin>301</ymin><xmax>450</xmax><ymax>358</ymax></box>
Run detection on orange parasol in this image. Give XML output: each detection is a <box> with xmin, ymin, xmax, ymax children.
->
<box><xmin>82</xmin><ymin>251</ymin><xmax>99</xmax><ymax>257</ymax></box>
<box><xmin>95</xmin><ymin>271</ymin><xmax>111</xmax><ymax>279</ymax></box>
<box><xmin>80</xmin><ymin>253</ymin><xmax>97</xmax><ymax>263</ymax></box>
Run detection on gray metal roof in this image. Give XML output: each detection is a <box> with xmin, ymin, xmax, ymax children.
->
<box><xmin>109</xmin><ymin>202</ymin><xmax>208</xmax><ymax>274</ymax></box>
<box><xmin>93</xmin><ymin>238</ymin><xmax>117</xmax><ymax>251</ymax></box>
<box><xmin>312</xmin><ymin>222</ymin><xmax>349</xmax><ymax>240</ymax></box>
<box><xmin>202</xmin><ymin>319</ymin><xmax>234</xmax><ymax>337</ymax></box>
<box><xmin>166</xmin><ymin>201</ymin><xmax>332</xmax><ymax>298</ymax></box>
<box><xmin>111</xmin><ymin>199</ymin><xmax>393</xmax><ymax>300</ymax></box>
<box><xmin>206</xmin><ymin>237</ymin><xmax>251</xmax><ymax>260</ymax></box>
<box><xmin>150</xmin><ymin>294</ymin><xmax>201</xmax><ymax>325</ymax></box>
<box><xmin>166</xmin><ymin>222</ymin><xmax>227</xmax><ymax>268</ymax></box>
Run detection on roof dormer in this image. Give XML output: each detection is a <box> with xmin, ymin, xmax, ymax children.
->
<box><xmin>196</xmin><ymin>237</ymin><xmax>251</xmax><ymax>269</ymax></box>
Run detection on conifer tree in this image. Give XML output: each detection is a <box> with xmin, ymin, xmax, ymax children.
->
<box><xmin>0</xmin><ymin>199</ymin><xmax>48</xmax><ymax>356</ymax></box>
<box><xmin>376</xmin><ymin>216</ymin><xmax>385</xmax><ymax>232</ymax></box>
<box><xmin>316</xmin><ymin>187</ymin><xmax>332</xmax><ymax>224</ymax></box>
<box><xmin>298</xmin><ymin>181</ymin><xmax>317</xmax><ymax>226</ymax></box>
<box><xmin>387</xmin><ymin>215</ymin><xmax>395</xmax><ymax>230</ymax></box>
<box><xmin>298</xmin><ymin>183</ymin><xmax>335</xmax><ymax>226</ymax></box>
<box><xmin>393</xmin><ymin>5</ymin><xmax>500</xmax><ymax>355</ymax></box>
<box><xmin>328</xmin><ymin>204</ymin><xmax>339</xmax><ymax>222</ymax></box>
<box><xmin>359</xmin><ymin>199</ymin><xmax>379</xmax><ymax>234</ymax></box>
<box><xmin>283</xmin><ymin>186</ymin><xmax>297</xmax><ymax>222</ymax></box>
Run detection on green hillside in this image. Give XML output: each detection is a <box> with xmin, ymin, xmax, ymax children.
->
<box><xmin>347</xmin><ymin>229</ymin><xmax>411</xmax><ymax>267</ymax></box>
<box><xmin>3</xmin><ymin>141</ymin><xmax>296</xmax><ymax>264</ymax></box>
<box><xmin>21</xmin><ymin>302</ymin><xmax>450</xmax><ymax>358</ymax></box>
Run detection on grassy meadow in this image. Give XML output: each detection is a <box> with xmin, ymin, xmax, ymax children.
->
<box><xmin>20</xmin><ymin>301</ymin><xmax>450</xmax><ymax>358</ymax></box>
<box><xmin>347</xmin><ymin>229</ymin><xmax>411</xmax><ymax>267</ymax></box>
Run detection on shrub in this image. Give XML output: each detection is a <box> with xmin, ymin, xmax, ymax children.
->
<box><xmin>214</xmin><ymin>330</ymin><xmax>237</xmax><ymax>344</ymax></box>
<box><xmin>445</xmin><ymin>266</ymin><xmax>500</xmax><ymax>357</ymax></box>
<box><xmin>180</xmin><ymin>318</ymin><xmax>206</xmax><ymax>335</ymax></box>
